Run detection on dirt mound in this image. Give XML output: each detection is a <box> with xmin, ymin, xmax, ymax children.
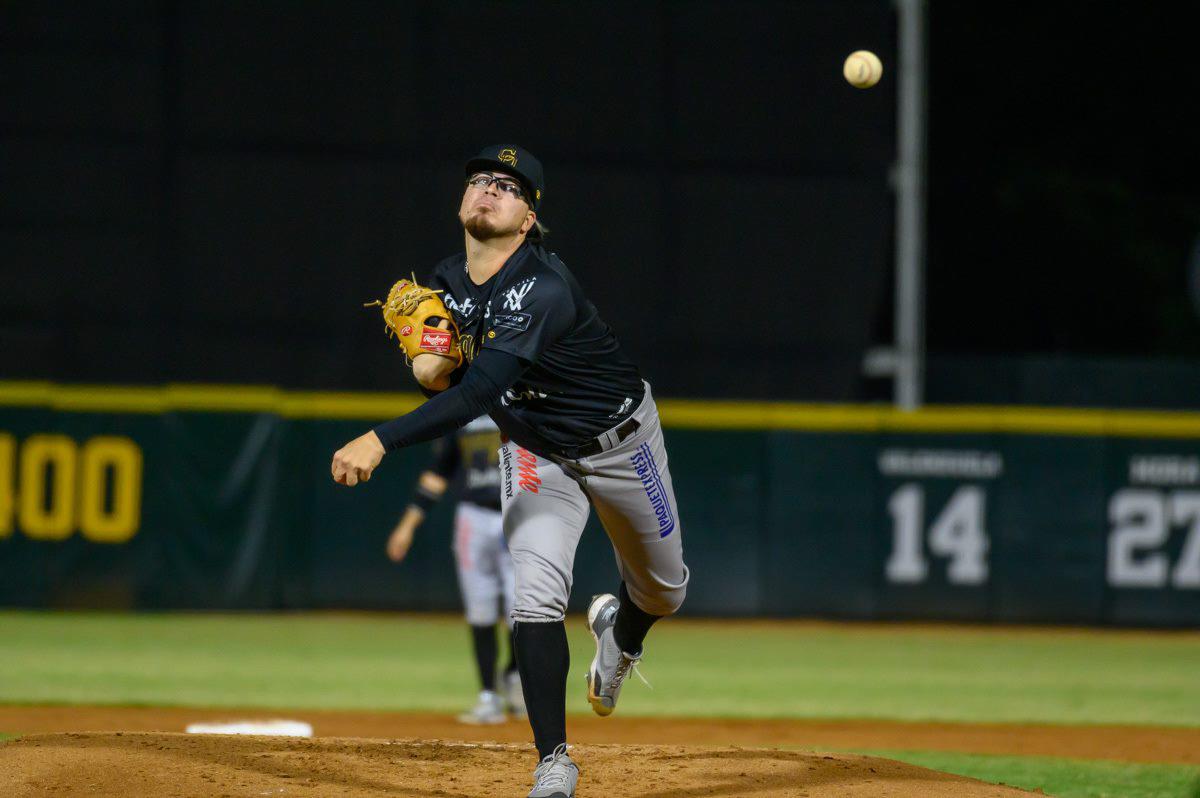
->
<box><xmin>1</xmin><ymin>732</ymin><xmax>1038</xmax><ymax>798</ymax></box>
<box><xmin>4</xmin><ymin>706</ymin><xmax>1198</xmax><ymax>765</ymax></box>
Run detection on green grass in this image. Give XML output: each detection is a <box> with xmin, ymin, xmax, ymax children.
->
<box><xmin>863</xmin><ymin>750</ymin><xmax>1200</xmax><ymax>798</ymax></box>
<box><xmin>1</xmin><ymin>611</ymin><xmax>1198</xmax><ymax>726</ymax></box>
<box><xmin>3</xmin><ymin>611</ymin><xmax>1199</xmax><ymax>796</ymax></box>
<box><xmin>652</xmin><ymin>620</ymin><xmax>1200</xmax><ymax>726</ymax></box>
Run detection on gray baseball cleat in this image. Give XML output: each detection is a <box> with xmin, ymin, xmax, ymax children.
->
<box><xmin>527</xmin><ymin>743</ymin><xmax>579</xmax><ymax>798</ymax></box>
<box><xmin>456</xmin><ymin>689</ymin><xmax>506</xmax><ymax>725</ymax></box>
<box><xmin>585</xmin><ymin>593</ymin><xmax>642</xmax><ymax>717</ymax></box>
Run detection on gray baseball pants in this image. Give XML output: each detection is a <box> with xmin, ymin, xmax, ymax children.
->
<box><xmin>499</xmin><ymin>382</ymin><xmax>689</xmax><ymax>622</ymax></box>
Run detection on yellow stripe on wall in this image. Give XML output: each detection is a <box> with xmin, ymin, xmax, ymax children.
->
<box><xmin>0</xmin><ymin>382</ymin><xmax>428</xmax><ymax>421</ymax></box>
<box><xmin>2</xmin><ymin>381</ymin><xmax>1200</xmax><ymax>438</ymax></box>
<box><xmin>654</xmin><ymin>399</ymin><xmax>1200</xmax><ymax>437</ymax></box>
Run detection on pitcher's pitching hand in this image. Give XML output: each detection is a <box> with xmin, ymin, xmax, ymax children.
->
<box><xmin>331</xmin><ymin>431</ymin><xmax>386</xmax><ymax>486</ymax></box>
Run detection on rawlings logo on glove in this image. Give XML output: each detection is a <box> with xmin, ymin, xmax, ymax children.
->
<box><xmin>365</xmin><ymin>275</ymin><xmax>463</xmax><ymax>366</ymax></box>
<box><xmin>420</xmin><ymin>327</ymin><xmax>454</xmax><ymax>354</ymax></box>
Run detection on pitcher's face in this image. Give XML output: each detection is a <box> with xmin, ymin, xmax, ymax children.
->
<box><xmin>459</xmin><ymin>171</ymin><xmax>534</xmax><ymax>240</ymax></box>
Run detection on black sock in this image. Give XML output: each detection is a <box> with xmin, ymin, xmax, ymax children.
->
<box><xmin>503</xmin><ymin>628</ymin><xmax>518</xmax><ymax>676</ymax></box>
<box><xmin>514</xmin><ymin>621</ymin><xmax>569</xmax><ymax>759</ymax></box>
<box><xmin>613</xmin><ymin>581</ymin><xmax>662</xmax><ymax>656</ymax></box>
<box><xmin>470</xmin><ymin>624</ymin><xmax>498</xmax><ymax>692</ymax></box>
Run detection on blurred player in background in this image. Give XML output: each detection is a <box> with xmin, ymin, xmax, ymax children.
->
<box><xmin>387</xmin><ymin>416</ymin><xmax>525</xmax><ymax>724</ymax></box>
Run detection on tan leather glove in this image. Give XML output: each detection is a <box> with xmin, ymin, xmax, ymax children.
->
<box><xmin>366</xmin><ymin>276</ymin><xmax>463</xmax><ymax>367</ymax></box>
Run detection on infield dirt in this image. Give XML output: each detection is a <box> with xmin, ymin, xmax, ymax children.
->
<box><xmin>2</xmin><ymin>705</ymin><xmax>1198</xmax><ymax>764</ymax></box>
<box><xmin>3</xmin><ymin>706</ymin><xmax>1198</xmax><ymax>797</ymax></box>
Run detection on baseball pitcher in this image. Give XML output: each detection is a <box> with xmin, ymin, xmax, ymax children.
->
<box><xmin>332</xmin><ymin>145</ymin><xmax>689</xmax><ymax>798</ymax></box>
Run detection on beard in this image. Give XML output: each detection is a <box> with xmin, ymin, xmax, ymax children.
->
<box><xmin>461</xmin><ymin>207</ymin><xmax>520</xmax><ymax>241</ymax></box>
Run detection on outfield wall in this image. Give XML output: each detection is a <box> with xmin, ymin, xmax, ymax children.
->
<box><xmin>1</xmin><ymin>382</ymin><xmax>1198</xmax><ymax>625</ymax></box>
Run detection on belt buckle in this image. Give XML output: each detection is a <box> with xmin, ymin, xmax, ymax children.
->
<box><xmin>571</xmin><ymin>439</ymin><xmax>600</xmax><ymax>459</ymax></box>
<box><xmin>573</xmin><ymin>418</ymin><xmax>640</xmax><ymax>460</ymax></box>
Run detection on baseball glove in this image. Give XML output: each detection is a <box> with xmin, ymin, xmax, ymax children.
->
<box><xmin>365</xmin><ymin>275</ymin><xmax>463</xmax><ymax>366</ymax></box>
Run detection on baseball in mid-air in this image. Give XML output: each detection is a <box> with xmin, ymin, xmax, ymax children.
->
<box><xmin>843</xmin><ymin>50</ymin><xmax>883</xmax><ymax>89</ymax></box>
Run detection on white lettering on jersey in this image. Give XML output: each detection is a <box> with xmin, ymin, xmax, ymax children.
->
<box><xmin>503</xmin><ymin>278</ymin><xmax>537</xmax><ymax>311</ymax></box>
<box><xmin>445</xmin><ymin>294</ymin><xmax>476</xmax><ymax>317</ymax></box>
<box><xmin>501</xmin><ymin>386</ymin><xmax>549</xmax><ymax>406</ymax></box>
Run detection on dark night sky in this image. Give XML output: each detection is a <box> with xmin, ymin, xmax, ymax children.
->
<box><xmin>927</xmin><ymin>3</ymin><xmax>1200</xmax><ymax>358</ymax></box>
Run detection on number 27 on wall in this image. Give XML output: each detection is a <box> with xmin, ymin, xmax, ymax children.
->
<box><xmin>1108</xmin><ymin>489</ymin><xmax>1200</xmax><ymax>589</ymax></box>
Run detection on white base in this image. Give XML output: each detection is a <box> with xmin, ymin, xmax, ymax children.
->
<box><xmin>185</xmin><ymin>719</ymin><xmax>313</xmax><ymax>737</ymax></box>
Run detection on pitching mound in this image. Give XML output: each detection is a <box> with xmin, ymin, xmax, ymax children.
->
<box><xmin>1</xmin><ymin>732</ymin><xmax>1038</xmax><ymax>797</ymax></box>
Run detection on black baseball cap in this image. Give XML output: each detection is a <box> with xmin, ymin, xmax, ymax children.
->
<box><xmin>465</xmin><ymin>145</ymin><xmax>544</xmax><ymax>210</ymax></box>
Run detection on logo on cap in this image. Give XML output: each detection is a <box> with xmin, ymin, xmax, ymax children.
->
<box><xmin>499</xmin><ymin>148</ymin><xmax>518</xmax><ymax>166</ymax></box>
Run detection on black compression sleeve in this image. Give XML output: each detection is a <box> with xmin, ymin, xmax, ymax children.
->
<box><xmin>409</xmin><ymin>493</ymin><xmax>437</xmax><ymax>513</ymax></box>
<box><xmin>410</xmin><ymin>465</ymin><xmax>448</xmax><ymax>512</ymax></box>
<box><xmin>373</xmin><ymin>349</ymin><xmax>525</xmax><ymax>451</ymax></box>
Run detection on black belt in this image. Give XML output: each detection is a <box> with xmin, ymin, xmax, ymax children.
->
<box><xmin>566</xmin><ymin>417</ymin><xmax>640</xmax><ymax>459</ymax></box>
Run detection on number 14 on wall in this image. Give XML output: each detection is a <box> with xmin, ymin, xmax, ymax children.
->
<box><xmin>885</xmin><ymin>484</ymin><xmax>989</xmax><ymax>586</ymax></box>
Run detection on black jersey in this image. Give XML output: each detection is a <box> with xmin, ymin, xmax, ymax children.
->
<box><xmin>430</xmin><ymin>416</ymin><xmax>502</xmax><ymax>511</ymax></box>
<box><xmin>429</xmin><ymin>242</ymin><xmax>644</xmax><ymax>454</ymax></box>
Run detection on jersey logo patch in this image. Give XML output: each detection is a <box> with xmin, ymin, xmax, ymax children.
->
<box><xmin>420</xmin><ymin>326</ymin><xmax>453</xmax><ymax>354</ymax></box>
<box><xmin>459</xmin><ymin>333</ymin><xmax>480</xmax><ymax>363</ymax></box>
<box><xmin>503</xmin><ymin>278</ymin><xmax>537</xmax><ymax>311</ymax></box>
<box><xmin>493</xmin><ymin>312</ymin><xmax>531</xmax><ymax>332</ymax></box>
<box><xmin>631</xmin><ymin>443</ymin><xmax>676</xmax><ymax>538</ymax></box>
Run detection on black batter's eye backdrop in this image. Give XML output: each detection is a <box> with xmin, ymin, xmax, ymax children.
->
<box><xmin>5</xmin><ymin>2</ymin><xmax>1197</xmax><ymax>402</ymax></box>
<box><xmin>0</xmin><ymin>1</ymin><xmax>895</xmax><ymax>399</ymax></box>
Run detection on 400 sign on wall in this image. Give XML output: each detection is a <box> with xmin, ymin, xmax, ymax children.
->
<box><xmin>0</xmin><ymin>433</ymin><xmax>143</xmax><ymax>544</ymax></box>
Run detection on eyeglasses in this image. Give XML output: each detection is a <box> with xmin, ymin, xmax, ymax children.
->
<box><xmin>465</xmin><ymin>172</ymin><xmax>527</xmax><ymax>202</ymax></box>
